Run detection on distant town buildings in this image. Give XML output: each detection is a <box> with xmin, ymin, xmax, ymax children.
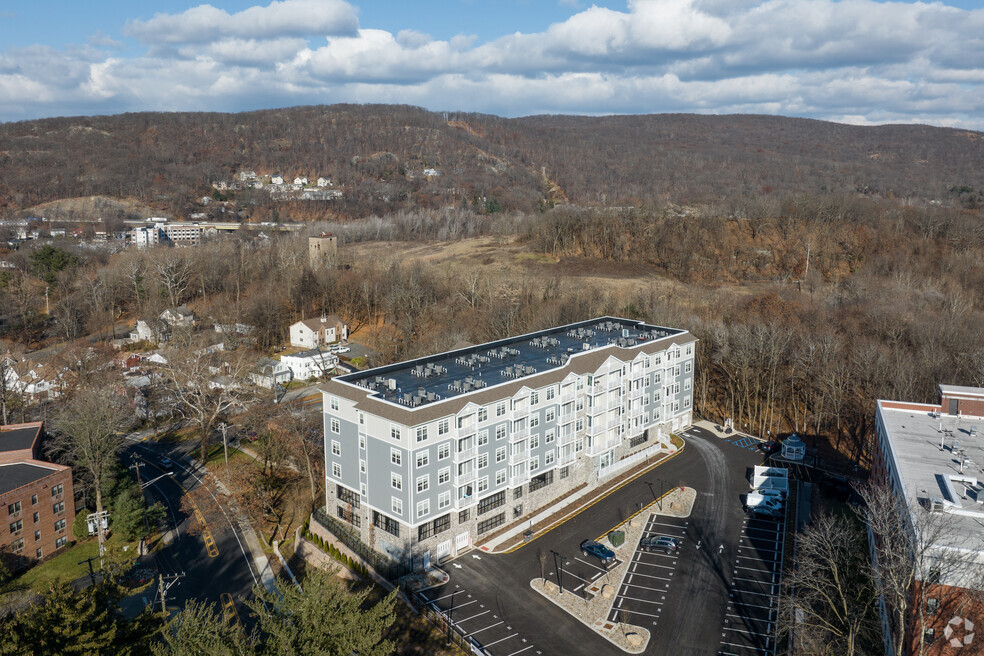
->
<box><xmin>129</xmin><ymin>223</ymin><xmax>214</xmax><ymax>248</ymax></box>
<box><xmin>281</xmin><ymin>349</ymin><xmax>339</xmax><ymax>381</ymax></box>
<box><xmin>0</xmin><ymin>422</ymin><xmax>75</xmax><ymax>568</ymax></box>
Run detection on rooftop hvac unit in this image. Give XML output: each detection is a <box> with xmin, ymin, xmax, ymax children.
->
<box><xmin>927</xmin><ymin>497</ymin><xmax>945</xmax><ymax>513</ymax></box>
<box><xmin>622</xmin><ymin>328</ymin><xmax>630</xmax><ymax>337</ymax></box>
<box><xmin>583</xmin><ymin>343</ymin><xmax>591</xmax><ymax>351</ymax></box>
<box><xmin>387</xmin><ymin>378</ymin><xmax>397</xmax><ymax>391</ymax></box>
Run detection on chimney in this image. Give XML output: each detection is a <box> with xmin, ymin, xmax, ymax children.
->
<box><xmin>321</xmin><ymin>314</ymin><xmax>327</xmax><ymax>323</ymax></box>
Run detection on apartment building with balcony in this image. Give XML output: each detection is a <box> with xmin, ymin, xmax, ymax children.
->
<box><xmin>320</xmin><ymin>317</ymin><xmax>695</xmax><ymax>568</ymax></box>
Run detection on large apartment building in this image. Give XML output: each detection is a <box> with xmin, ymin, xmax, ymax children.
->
<box><xmin>0</xmin><ymin>422</ymin><xmax>75</xmax><ymax>569</ymax></box>
<box><xmin>320</xmin><ymin>317</ymin><xmax>695</xmax><ymax>568</ymax></box>
<box><xmin>872</xmin><ymin>385</ymin><xmax>984</xmax><ymax>654</ymax></box>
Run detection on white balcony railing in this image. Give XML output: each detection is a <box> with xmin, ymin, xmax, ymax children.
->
<box><xmin>454</xmin><ymin>446</ymin><xmax>477</xmax><ymax>462</ymax></box>
<box><xmin>508</xmin><ymin>450</ymin><xmax>529</xmax><ymax>465</ymax></box>
<box><xmin>456</xmin><ymin>469</ymin><xmax>477</xmax><ymax>485</ymax></box>
<box><xmin>511</xmin><ymin>427</ymin><xmax>530</xmax><ymax>441</ymax></box>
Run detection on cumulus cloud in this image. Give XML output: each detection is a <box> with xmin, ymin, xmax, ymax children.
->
<box><xmin>123</xmin><ymin>0</ymin><xmax>358</xmax><ymax>44</ymax></box>
<box><xmin>0</xmin><ymin>0</ymin><xmax>982</xmax><ymax>130</ymax></box>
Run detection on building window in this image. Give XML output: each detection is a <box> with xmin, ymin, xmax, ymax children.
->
<box><xmin>418</xmin><ymin>513</ymin><xmax>451</xmax><ymax>541</ymax></box>
<box><xmin>416</xmin><ymin>451</ymin><xmax>429</xmax><ymax>468</ymax></box>
<box><xmin>329</xmin><ymin>396</ymin><xmax>339</xmax><ymax>411</ymax></box>
<box><xmin>477</xmin><ymin>477</ymin><xmax>489</xmax><ymax>493</ymax></box>
<box><xmin>11</xmin><ymin>538</ymin><xmax>24</xmax><ymax>553</ymax></box>
<box><xmin>55</xmin><ymin>536</ymin><xmax>66</xmax><ymax>549</ymax></box>
<box><xmin>331</xmin><ymin>440</ymin><xmax>341</xmax><ymax>456</ymax></box>
<box><xmin>52</xmin><ymin>502</ymin><xmax>65</xmax><ymax>515</ymax></box>
<box><xmin>391</xmin><ymin>498</ymin><xmax>403</xmax><ymax>516</ymax></box>
<box><xmin>391</xmin><ymin>473</ymin><xmax>403</xmax><ymax>491</ymax></box>
<box><xmin>530</xmin><ymin>415</ymin><xmax>539</xmax><ymax>428</ymax></box>
<box><xmin>438</xmin><ymin>419</ymin><xmax>450</xmax><ymax>435</ymax></box>
<box><xmin>417</xmin><ymin>475</ymin><xmax>429</xmax><ymax>493</ymax></box>
<box><xmin>337</xmin><ymin>505</ymin><xmax>362</xmax><ymax>527</ymax></box>
<box><xmin>337</xmin><ymin>485</ymin><xmax>361</xmax><ymax>509</ymax></box>
<box><xmin>531</xmin><ymin>391</ymin><xmax>539</xmax><ymax>406</ymax></box>
<box><xmin>34</xmin><ymin>529</ymin><xmax>40</xmax><ymax>542</ymax></box>
<box><xmin>33</xmin><ymin>512</ymin><xmax>40</xmax><ymax>524</ymax></box>
<box><xmin>545</xmin><ymin>387</ymin><xmax>555</xmax><ymax>401</ymax></box>
<box><xmin>416</xmin><ymin>500</ymin><xmax>430</xmax><ymax>519</ymax></box>
<box><xmin>684</xmin><ymin>361</ymin><xmax>692</xmax><ymax>373</ymax></box>
<box><xmin>360</xmin><ymin>460</ymin><xmax>366</xmax><ymax>473</ymax></box>
<box><xmin>496</xmin><ymin>446</ymin><xmax>506</xmax><ymax>463</ymax></box>
<box><xmin>332</xmin><ymin>463</ymin><xmax>341</xmax><ymax>478</ymax></box>
<box><xmin>530</xmin><ymin>471</ymin><xmax>554</xmax><ymax>492</ymax></box>
<box><xmin>439</xmin><ymin>491</ymin><xmax>451</xmax><ymax>510</ymax></box>
<box><xmin>495</xmin><ymin>469</ymin><xmax>506</xmax><ymax>486</ymax></box>
<box><xmin>560</xmin><ymin>466</ymin><xmax>570</xmax><ymax>479</ymax></box>
<box><xmin>391</xmin><ymin>425</ymin><xmax>402</xmax><ymax>441</ymax></box>
<box><xmin>477</xmin><ymin>512</ymin><xmax>505</xmax><ymax>535</ymax></box>
<box><xmin>359</xmin><ymin>435</ymin><xmax>366</xmax><ymax>450</ymax></box>
<box><xmin>459</xmin><ymin>509</ymin><xmax>470</xmax><ymax>523</ymax></box>
<box><xmin>478</xmin><ymin>431</ymin><xmax>489</xmax><ymax>447</ymax></box>
<box><xmin>478</xmin><ymin>408</ymin><xmax>488</xmax><ymax>423</ymax></box>
<box><xmin>390</xmin><ymin>449</ymin><xmax>402</xmax><ymax>466</ymax></box>
<box><xmin>545</xmin><ymin>430</ymin><xmax>555</xmax><ymax>444</ymax></box>
<box><xmin>31</xmin><ymin>495</ymin><xmax>37</xmax><ymax>506</ymax></box>
<box><xmin>51</xmin><ymin>485</ymin><xmax>63</xmax><ymax>497</ymax></box>
<box><xmin>496</xmin><ymin>425</ymin><xmax>506</xmax><ymax>440</ymax></box>
<box><xmin>416</xmin><ymin>426</ymin><xmax>428</xmax><ymax>442</ymax></box>
<box><xmin>530</xmin><ymin>456</ymin><xmax>540</xmax><ymax>472</ymax></box>
<box><xmin>373</xmin><ymin>511</ymin><xmax>400</xmax><ymax>537</ymax></box>
<box><xmin>545</xmin><ymin>408</ymin><xmax>555</xmax><ymax>423</ymax></box>
<box><xmin>496</xmin><ymin>402</ymin><xmax>506</xmax><ymax>417</ymax></box>
<box><xmin>438</xmin><ymin>468</ymin><xmax>450</xmax><ymax>485</ymax></box>
<box><xmin>9</xmin><ymin>519</ymin><xmax>23</xmax><ymax>535</ymax></box>
<box><xmin>477</xmin><ymin>491</ymin><xmax>506</xmax><ymax>516</ymax></box>
<box><xmin>35</xmin><ymin>548</ymin><xmax>41</xmax><ymax>559</ymax></box>
<box><xmin>684</xmin><ymin>398</ymin><xmax>691</xmax><ymax>408</ymax></box>
<box><xmin>478</xmin><ymin>453</ymin><xmax>489</xmax><ymax>469</ymax></box>
<box><xmin>7</xmin><ymin>501</ymin><xmax>20</xmax><ymax>515</ymax></box>
<box><xmin>545</xmin><ymin>451</ymin><xmax>556</xmax><ymax>465</ymax></box>
<box><xmin>513</xmin><ymin>486</ymin><xmax>524</xmax><ymax>499</ymax></box>
<box><xmin>438</xmin><ymin>443</ymin><xmax>451</xmax><ymax>460</ymax></box>
<box><xmin>331</xmin><ymin>418</ymin><xmax>340</xmax><ymax>434</ymax></box>
<box><xmin>531</xmin><ymin>435</ymin><xmax>539</xmax><ymax>449</ymax></box>
<box><xmin>54</xmin><ymin>519</ymin><xmax>66</xmax><ymax>532</ymax></box>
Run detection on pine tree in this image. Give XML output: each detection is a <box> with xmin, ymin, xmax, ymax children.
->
<box><xmin>151</xmin><ymin>599</ymin><xmax>251</xmax><ymax>656</ymax></box>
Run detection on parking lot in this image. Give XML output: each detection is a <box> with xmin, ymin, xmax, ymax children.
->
<box><xmin>419</xmin><ymin>582</ymin><xmax>541</xmax><ymax>656</ymax></box>
<box><xmin>718</xmin><ymin>512</ymin><xmax>786</xmax><ymax>655</ymax></box>
<box><xmin>607</xmin><ymin>514</ymin><xmax>689</xmax><ymax>628</ymax></box>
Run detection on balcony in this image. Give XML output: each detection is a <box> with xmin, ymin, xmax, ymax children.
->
<box><xmin>558</xmin><ymin>430</ymin><xmax>576</xmax><ymax>445</ymax></box>
<box><xmin>456</xmin><ymin>469</ymin><xmax>477</xmax><ymax>485</ymax></box>
<box><xmin>454</xmin><ymin>446</ymin><xmax>477</xmax><ymax>462</ymax></box>
<box><xmin>558</xmin><ymin>451</ymin><xmax>576</xmax><ymax>466</ymax></box>
<box><xmin>560</xmin><ymin>391</ymin><xmax>576</xmax><ymax>404</ymax></box>
<box><xmin>587</xmin><ymin>420</ymin><xmax>609</xmax><ymax>436</ymax></box>
<box><xmin>511</xmin><ymin>427</ymin><xmax>530</xmax><ymax>441</ymax></box>
<box><xmin>508</xmin><ymin>450</ymin><xmax>529</xmax><ymax>465</ymax></box>
<box><xmin>558</xmin><ymin>410</ymin><xmax>575</xmax><ymax>423</ymax></box>
<box><xmin>509</xmin><ymin>475</ymin><xmax>528</xmax><ymax>488</ymax></box>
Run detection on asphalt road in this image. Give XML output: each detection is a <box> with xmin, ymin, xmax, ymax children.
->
<box><xmin>422</xmin><ymin>427</ymin><xmax>768</xmax><ymax>656</ymax></box>
<box><xmin>123</xmin><ymin>434</ymin><xmax>260</xmax><ymax>624</ymax></box>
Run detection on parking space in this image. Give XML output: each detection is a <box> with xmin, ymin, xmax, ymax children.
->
<box><xmin>420</xmin><ymin>583</ymin><xmax>540</xmax><ymax>656</ymax></box>
<box><xmin>549</xmin><ymin>551</ymin><xmax>618</xmax><ymax>600</ymax></box>
<box><xmin>607</xmin><ymin>514</ymin><xmax>689</xmax><ymax>629</ymax></box>
<box><xmin>719</xmin><ymin>513</ymin><xmax>786</xmax><ymax>656</ymax></box>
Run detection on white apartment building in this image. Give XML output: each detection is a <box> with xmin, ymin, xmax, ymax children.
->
<box><xmin>320</xmin><ymin>317</ymin><xmax>695</xmax><ymax>569</ymax></box>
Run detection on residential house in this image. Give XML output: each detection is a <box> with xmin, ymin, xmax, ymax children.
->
<box><xmin>250</xmin><ymin>358</ymin><xmax>293</xmax><ymax>389</ymax></box>
<box><xmin>317</xmin><ymin>177</ymin><xmax>332</xmax><ymax>187</ymax></box>
<box><xmin>130</xmin><ymin>318</ymin><xmax>169</xmax><ymax>344</ymax></box>
<box><xmin>281</xmin><ymin>349</ymin><xmax>338</xmax><ymax>381</ymax></box>
<box><xmin>293</xmin><ymin>177</ymin><xmax>309</xmax><ymax>186</ymax></box>
<box><xmin>289</xmin><ymin>315</ymin><xmax>348</xmax><ymax>349</ymax></box>
<box><xmin>6</xmin><ymin>361</ymin><xmax>62</xmax><ymax>401</ymax></box>
<box><xmin>271</xmin><ymin>174</ymin><xmax>284</xmax><ymax>185</ymax></box>
<box><xmin>0</xmin><ymin>422</ymin><xmax>74</xmax><ymax>568</ymax></box>
<box><xmin>160</xmin><ymin>306</ymin><xmax>197</xmax><ymax>329</ymax></box>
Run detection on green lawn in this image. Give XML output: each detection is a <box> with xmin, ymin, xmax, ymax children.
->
<box><xmin>203</xmin><ymin>442</ymin><xmax>254</xmax><ymax>468</ymax></box>
<box><xmin>2</xmin><ymin>534</ymin><xmax>140</xmax><ymax>594</ymax></box>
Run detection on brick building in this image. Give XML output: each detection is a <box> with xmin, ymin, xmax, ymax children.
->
<box><xmin>0</xmin><ymin>422</ymin><xmax>75</xmax><ymax>568</ymax></box>
<box><xmin>320</xmin><ymin>317</ymin><xmax>694</xmax><ymax>569</ymax></box>
<box><xmin>872</xmin><ymin>385</ymin><xmax>984</xmax><ymax>655</ymax></box>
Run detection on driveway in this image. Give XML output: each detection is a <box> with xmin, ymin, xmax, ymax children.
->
<box><xmin>422</xmin><ymin>428</ymin><xmax>771</xmax><ymax>655</ymax></box>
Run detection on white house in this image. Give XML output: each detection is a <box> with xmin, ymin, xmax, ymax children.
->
<box><xmin>281</xmin><ymin>349</ymin><xmax>338</xmax><ymax>381</ymax></box>
<box><xmin>317</xmin><ymin>177</ymin><xmax>331</xmax><ymax>187</ymax></box>
<box><xmin>271</xmin><ymin>174</ymin><xmax>284</xmax><ymax>185</ymax></box>
<box><xmin>160</xmin><ymin>306</ymin><xmax>197</xmax><ymax>328</ymax></box>
<box><xmin>130</xmin><ymin>319</ymin><xmax>169</xmax><ymax>344</ymax></box>
<box><xmin>289</xmin><ymin>315</ymin><xmax>348</xmax><ymax>349</ymax></box>
<box><xmin>250</xmin><ymin>357</ymin><xmax>293</xmax><ymax>389</ymax></box>
<box><xmin>293</xmin><ymin>176</ymin><xmax>308</xmax><ymax>186</ymax></box>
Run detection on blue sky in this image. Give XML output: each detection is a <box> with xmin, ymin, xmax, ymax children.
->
<box><xmin>1</xmin><ymin>0</ymin><xmax>983</xmax><ymax>129</ymax></box>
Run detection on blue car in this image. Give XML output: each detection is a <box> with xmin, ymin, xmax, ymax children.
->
<box><xmin>580</xmin><ymin>539</ymin><xmax>616</xmax><ymax>566</ymax></box>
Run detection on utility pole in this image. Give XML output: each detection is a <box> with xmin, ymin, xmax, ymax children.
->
<box><xmin>130</xmin><ymin>457</ymin><xmax>150</xmax><ymax>552</ymax></box>
<box><xmin>219</xmin><ymin>422</ymin><xmax>229</xmax><ymax>486</ymax></box>
<box><xmin>157</xmin><ymin>572</ymin><xmax>185</xmax><ymax>615</ymax></box>
<box><xmin>78</xmin><ymin>555</ymin><xmax>98</xmax><ymax>586</ymax></box>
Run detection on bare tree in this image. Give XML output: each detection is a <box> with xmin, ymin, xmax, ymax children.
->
<box><xmin>781</xmin><ymin>511</ymin><xmax>879</xmax><ymax>655</ymax></box>
<box><xmin>49</xmin><ymin>386</ymin><xmax>133</xmax><ymax>566</ymax></box>
<box><xmin>157</xmin><ymin>335</ymin><xmax>258</xmax><ymax>462</ymax></box>
<box><xmin>155</xmin><ymin>251</ymin><xmax>193</xmax><ymax>308</ymax></box>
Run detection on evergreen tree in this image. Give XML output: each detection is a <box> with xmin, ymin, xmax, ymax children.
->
<box><xmin>248</xmin><ymin>567</ymin><xmax>397</xmax><ymax>656</ymax></box>
<box><xmin>151</xmin><ymin>600</ymin><xmax>251</xmax><ymax>656</ymax></box>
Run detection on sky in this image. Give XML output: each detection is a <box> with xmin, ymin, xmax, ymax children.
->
<box><xmin>1</xmin><ymin>0</ymin><xmax>983</xmax><ymax>129</ymax></box>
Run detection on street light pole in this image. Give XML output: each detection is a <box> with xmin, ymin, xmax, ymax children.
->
<box><xmin>552</xmin><ymin>551</ymin><xmax>564</xmax><ymax>595</ymax></box>
<box><xmin>219</xmin><ymin>422</ymin><xmax>229</xmax><ymax>486</ymax></box>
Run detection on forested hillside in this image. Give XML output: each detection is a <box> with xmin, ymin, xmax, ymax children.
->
<box><xmin>1</xmin><ymin>105</ymin><xmax>981</xmax><ymax>220</ymax></box>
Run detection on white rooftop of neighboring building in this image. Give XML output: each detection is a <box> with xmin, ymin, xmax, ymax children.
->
<box><xmin>939</xmin><ymin>384</ymin><xmax>984</xmax><ymax>399</ymax></box>
<box><xmin>878</xmin><ymin>399</ymin><xmax>984</xmax><ymax>585</ymax></box>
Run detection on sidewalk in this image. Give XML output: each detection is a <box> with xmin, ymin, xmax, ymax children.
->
<box><xmin>691</xmin><ymin>418</ymin><xmax>763</xmax><ymax>441</ymax></box>
<box><xmin>477</xmin><ymin>439</ymin><xmax>685</xmax><ymax>554</ymax></box>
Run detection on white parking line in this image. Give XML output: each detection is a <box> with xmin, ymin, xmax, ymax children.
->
<box><xmin>615</xmin><ymin>594</ymin><xmax>663</xmax><ymax>606</ymax></box>
<box><xmin>627</xmin><ymin>571</ymin><xmax>671</xmax><ymax>582</ymax></box>
<box><xmin>733</xmin><ymin>576</ymin><xmax>777</xmax><ymax>585</ymax></box>
<box><xmin>430</xmin><ymin>590</ymin><xmax>463</xmax><ymax>602</ymax></box>
<box><xmin>621</xmin><ymin>582</ymin><xmax>666</xmax><ymax>593</ymax></box>
<box><xmin>735</xmin><ymin>564</ymin><xmax>775</xmax><ymax>575</ymax></box>
<box><xmin>457</xmin><ymin>610</ymin><xmax>490</xmax><ymax>624</ymax></box>
<box><xmin>726</xmin><ymin>613</ymin><xmax>775</xmax><ymax>624</ymax></box>
<box><xmin>729</xmin><ymin>600</ymin><xmax>776</xmax><ymax>611</ymax></box>
<box><xmin>574</xmin><ymin>557</ymin><xmax>611</xmax><ymax>573</ymax></box>
<box><xmin>612</xmin><ymin>607</ymin><xmax>662</xmax><ymax>620</ymax></box>
<box><xmin>482</xmin><ymin>633</ymin><xmax>519</xmax><ymax>648</ymax></box>
<box><xmin>720</xmin><ymin>640</ymin><xmax>772</xmax><ymax>653</ymax></box>
<box><xmin>723</xmin><ymin>625</ymin><xmax>775</xmax><ymax>638</ymax></box>
<box><xmin>466</xmin><ymin>620</ymin><xmax>504</xmax><ymax>636</ymax></box>
<box><xmin>504</xmin><ymin>646</ymin><xmax>536</xmax><ymax>656</ymax></box>
<box><xmin>731</xmin><ymin>589</ymin><xmax>778</xmax><ymax>599</ymax></box>
<box><xmin>634</xmin><ymin>560</ymin><xmax>675</xmax><ymax>570</ymax></box>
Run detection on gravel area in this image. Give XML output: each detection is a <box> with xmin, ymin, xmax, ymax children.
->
<box><xmin>530</xmin><ymin>486</ymin><xmax>697</xmax><ymax>653</ymax></box>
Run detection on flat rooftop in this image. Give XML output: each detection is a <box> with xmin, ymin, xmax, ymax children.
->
<box><xmin>879</xmin><ymin>401</ymin><xmax>984</xmax><ymax>575</ymax></box>
<box><xmin>339</xmin><ymin>317</ymin><xmax>687</xmax><ymax>408</ymax></box>
<box><xmin>0</xmin><ymin>462</ymin><xmax>58</xmax><ymax>495</ymax></box>
<box><xmin>0</xmin><ymin>425</ymin><xmax>41</xmax><ymax>453</ymax></box>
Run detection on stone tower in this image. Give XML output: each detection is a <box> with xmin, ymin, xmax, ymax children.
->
<box><xmin>309</xmin><ymin>233</ymin><xmax>338</xmax><ymax>268</ymax></box>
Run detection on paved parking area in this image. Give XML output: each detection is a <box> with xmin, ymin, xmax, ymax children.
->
<box><xmin>718</xmin><ymin>513</ymin><xmax>786</xmax><ymax>656</ymax></box>
<box><xmin>607</xmin><ymin>514</ymin><xmax>689</xmax><ymax>628</ymax></box>
<box><xmin>419</xmin><ymin>583</ymin><xmax>541</xmax><ymax>656</ymax></box>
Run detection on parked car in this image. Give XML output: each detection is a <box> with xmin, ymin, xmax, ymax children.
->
<box><xmin>332</xmin><ymin>346</ymin><xmax>351</xmax><ymax>354</ymax></box>
<box><xmin>580</xmin><ymin>539</ymin><xmax>616</xmax><ymax>566</ymax></box>
<box><xmin>759</xmin><ymin>440</ymin><xmax>781</xmax><ymax>455</ymax></box>
<box><xmin>640</xmin><ymin>535</ymin><xmax>679</xmax><ymax>554</ymax></box>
